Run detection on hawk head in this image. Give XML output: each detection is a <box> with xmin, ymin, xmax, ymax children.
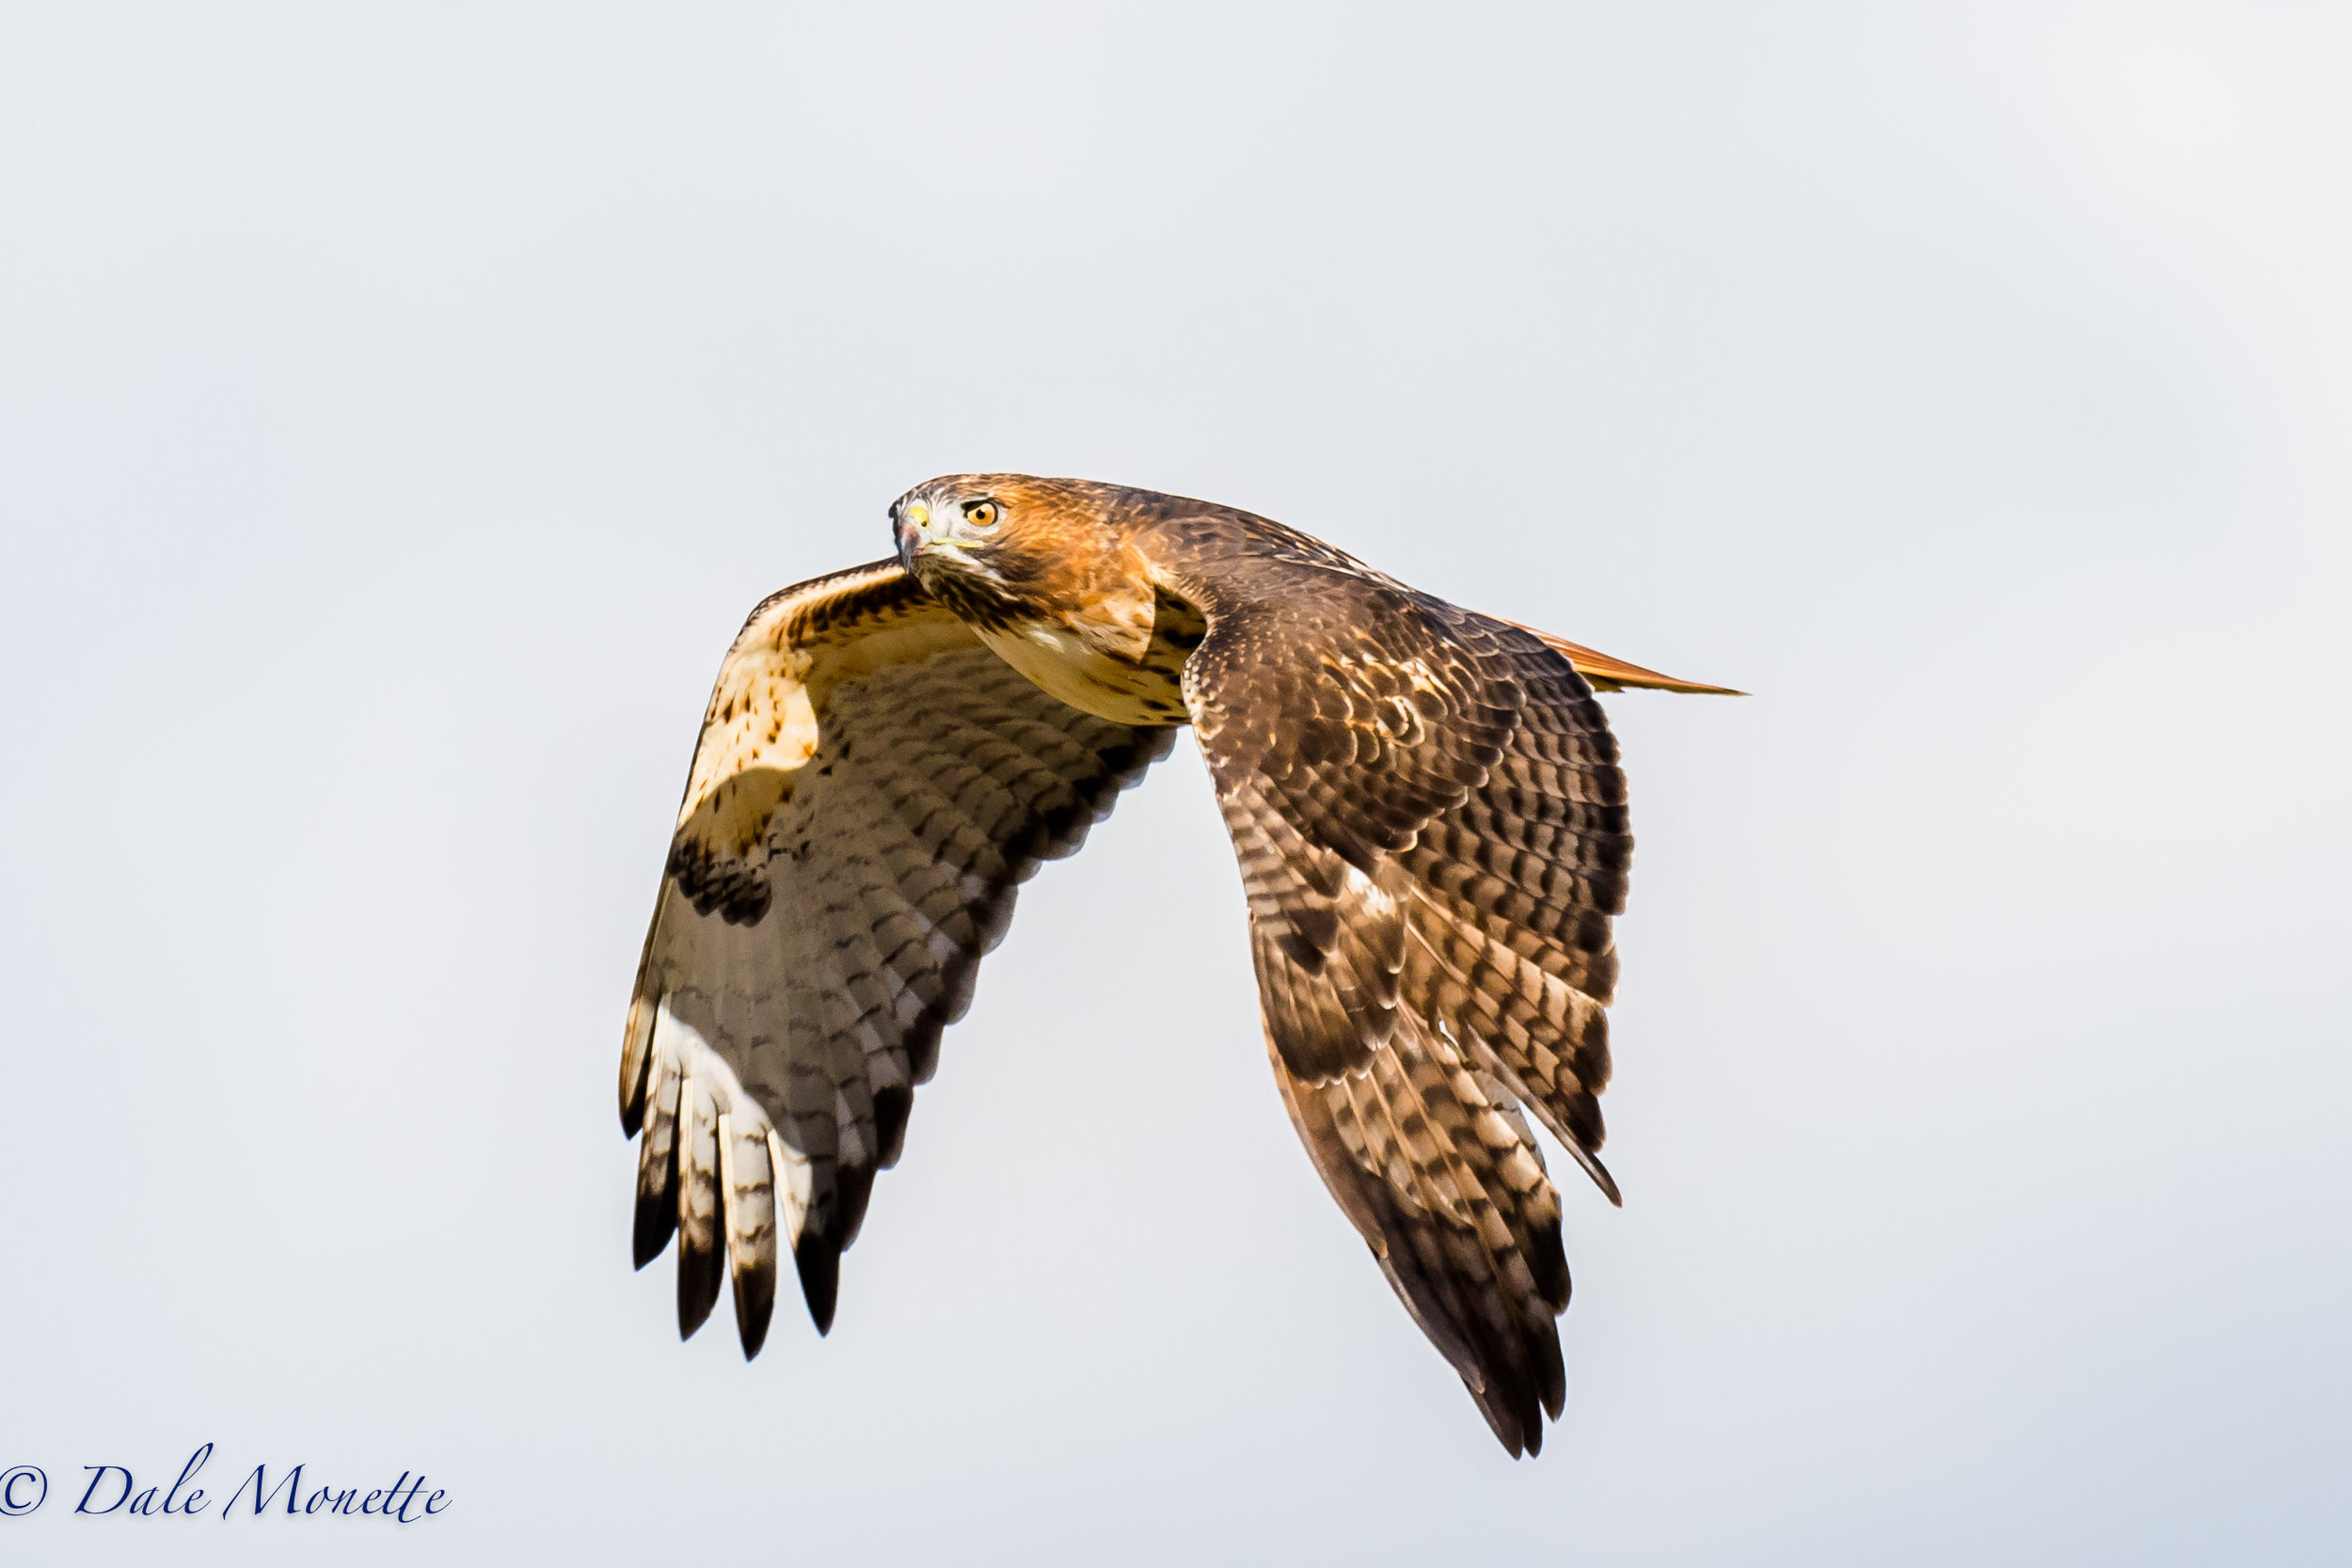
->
<box><xmin>892</xmin><ymin>474</ymin><xmax>1086</xmax><ymax>582</ymax></box>
<box><xmin>889</xmin><ymin>474</ymin><xmax>1151</xmax><ymax>641</ymax></box>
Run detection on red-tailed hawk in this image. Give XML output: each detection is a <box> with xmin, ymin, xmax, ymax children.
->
<box><xmin>619</xmin><ymin>475</ymin><xmax>1732</xmax><ymax>1455</ymax></box>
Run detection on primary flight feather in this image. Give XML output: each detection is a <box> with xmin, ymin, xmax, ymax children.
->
<box><xmin>618</xmin><ymin>474</ymin><xmax>1732</xmax><ymax>1456</ymax></box>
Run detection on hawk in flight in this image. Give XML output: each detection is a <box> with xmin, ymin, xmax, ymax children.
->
<box><xmin>618</xmin><ymin>475</ymin><xmax>1730</xmax><ymax>1455</ymax></box>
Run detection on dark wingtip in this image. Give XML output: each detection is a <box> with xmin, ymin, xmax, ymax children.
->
<box><xmin>1572</xmin><ymin>1143</ymin><xmax>1624</xmax><ymax>1208</ymax></box>
<box><xmin>620</xmin><ymin>1041</ymin><xmax>651</xmax><ymax>1139</ymax></box>
<box><xmin>1485</xmin><ymin>1403</ymin><xmax>1529</xmax><ymax>1459</ymax></box>
<box><xmin>795</xmin><ymin>1239</ymin><xmax>840</xmax><ymax>1336</ymax></box>
<box><xmin>735</xmin><ymin>1265</ymin><xmax>777</xmax><ymax>1360</ymax></box>
<box><xmin>1531</xmin><ymin>1223</ymin><xmax>1572</xmax><ymax>1313</ymax></box>
<box><xmin>632</xmin><ymin>1156</ymin><xmax>677</xmax><ymax>1270</ymax></box>
<box><xmin>677</xmin><ymin>1237</ymin><xmax>723</xmax><ymax>1341</ymax></box>
<box><xmin>631</xmin><ymin>1213</ymin><xmax>671</xmax><ymax>1271</ymax></box>
<box><xmin>1595</xmin><ymin>1159</ymin><xmax>1624</xmax><ymax>1209</ymax></box>
<box><xmin>1536</xmin><ymin>1329</ymin><xmax>1567</xmax><ymax>1423</ymax></box>
<box><xmin>834</xmin><ymin>1164</ymin><xmax>880</xmax><ymax>1251</ymax></box>
<box><xmin>873</xmin><ymin>1087</ymin><xmax>914</xmax><ymax>1169</ymax></box>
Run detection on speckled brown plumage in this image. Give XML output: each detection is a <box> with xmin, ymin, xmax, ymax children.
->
<box><xmin>617</xmin><ymin>475</ymin><xmax>1726</xmax><ymax>1456</ymax></box>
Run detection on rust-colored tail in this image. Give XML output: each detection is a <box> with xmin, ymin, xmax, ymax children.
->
<box><xmin>1506</xmin><ymin>622</ymin><xmax>1745</xmax><ymax>695</ymax></box>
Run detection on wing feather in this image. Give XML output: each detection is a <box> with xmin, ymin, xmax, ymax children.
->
<box><xmin>630</xmin><ymin>1035</ymin><xmax>681</xmax><ymax>1269</ymax></box>
<box><xmin>622</xmin><ymin>561</ymin><xmax>1172</xmax><ymax>1354</ymax></box>
<box><xmin>1152</xmin><ymin>519</ymin><xmax>1633</xmax><ymax>1453</ymax></box>
<box><xmin>675</xmin><ymin>1068</ymin><xmax>724</xmax><ymax>1340</ymax></box>
<box><xmin>1272</xmin><ymin>1012</ymin><xmax>1571</xmax><ymax>1455</ymax></box>
<box><xmin>718</xmin><ymin>1112</ymin><xmax>780</xmax><ymax>1358</ymax></box>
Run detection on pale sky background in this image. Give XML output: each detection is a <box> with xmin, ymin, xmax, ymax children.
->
<box><xmin>3</xmin><ymin>4</ymin><xmax>2349</xmax><ymax>1564</ymax></box>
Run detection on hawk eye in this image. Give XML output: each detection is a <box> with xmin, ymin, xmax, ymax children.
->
<box><xmin>963</xmin><ymin>500</ymin><xmax>1000</xmax><ymax>531</ymax></box>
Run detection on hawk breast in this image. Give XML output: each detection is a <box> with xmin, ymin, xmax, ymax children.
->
<box><xmin>970</xmin><ymin>599</ymin><xmax>1201</xmax><ymax>728</ymax></box>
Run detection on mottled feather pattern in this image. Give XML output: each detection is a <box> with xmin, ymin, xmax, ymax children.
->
<box><xmin>1272</xmin><ymin>1012</ymin><xmax>1570</xmax><ymax>1455</ymax></box>
<box><xmin>1177</xmin><ymin>559</ymin><xmax>1521</xmax><ymax>874</ymax></box>
<box><xmin>1175</xmin><ymin>558</ymin><xmax>1531</xmax><ymax>1089</ymax></box>
<box><xmin>661</xmin><ymin>562</ymin><xmax>977</xmax><ymax>926</ymax></box>
<box><xmin>624</xmin><ymin>565</ymin><xmax>1169</xmax><ymax>1350</ymax></box>
<box><xmin>1218</xmin><ymin>778</ymin><xmax>1411</xmax><ymax>1078</ymax></box>
<box><xmin>1145</xmin><ymin>504</ymin><xmax>1637</xmax><ymax>1442</ymax></box>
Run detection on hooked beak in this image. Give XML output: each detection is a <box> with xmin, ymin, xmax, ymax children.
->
<box><xmin>894</xmin><ymin>502</ymin><xmax>976</xmax><ymax>575</ymax></box>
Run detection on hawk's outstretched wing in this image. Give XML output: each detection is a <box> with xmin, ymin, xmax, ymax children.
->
<box><xmin>620</xmin><ymin>561</ymin><xmax>1171</xmax><ymax>1353</ymax></box>
<box><xmin>1162</xmin><ymin>536</ymin><xmax>1629</xmax><ymax>1456</ymax></box>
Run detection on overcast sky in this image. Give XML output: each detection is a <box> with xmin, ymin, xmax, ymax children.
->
<box><xmin>4</xmin><ymin>4</ymin><xmax>2348</xmax><ymax>1564</ymax></box>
